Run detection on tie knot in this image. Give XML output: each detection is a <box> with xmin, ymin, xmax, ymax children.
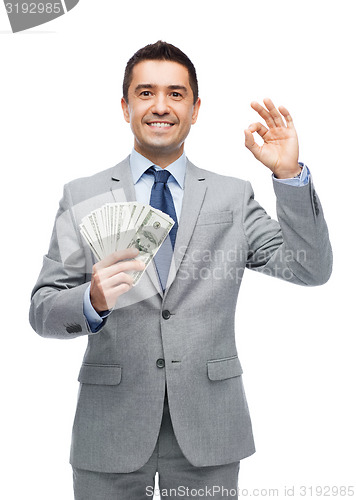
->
<box><xmin>147</xmin><ymin>167</ymin><xmax>171</xmax><ymax>185</ymax></box>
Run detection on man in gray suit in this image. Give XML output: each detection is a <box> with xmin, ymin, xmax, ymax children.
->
<box><xmin>30</xmin><ymin>41</ymin><xmax>332</xmax><ymax>499</ymax></box>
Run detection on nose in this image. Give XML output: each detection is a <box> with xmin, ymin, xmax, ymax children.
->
<box><xmin>150</xmin><ymin>93</ymin><xmax>171</xmax><ymax>115</ymax></box>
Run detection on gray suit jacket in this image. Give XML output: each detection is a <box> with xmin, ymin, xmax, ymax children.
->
<box><xmin>29</xmin><ymin>156</ymin><xmax>332</xmax><ymax>473</ymax></box>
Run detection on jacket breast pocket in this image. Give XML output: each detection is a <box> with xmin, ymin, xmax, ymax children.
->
<box><xmin>196</xmin><ymin>210</ymin><xmax>233</xmax><ymax>226</ymax></box>
<box><xmin>78</xmin><ymin>363</ymin><xmax>122</xmax><ymax>385</ymax></box>
<box><xmin>207</xmin><ymin>355</ymin><xmax>243</xmax><ymax>381</ymax></box>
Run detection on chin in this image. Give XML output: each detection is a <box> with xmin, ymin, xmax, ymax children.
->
<box><xmin>144</xmin><ymin>140</ymin><xmax>177</xmax><ymax>151</ymax></box>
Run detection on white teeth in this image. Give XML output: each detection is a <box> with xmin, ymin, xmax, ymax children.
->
<box><xmin>148</xmin><ymin>122</ymin><xmax>173</xmax><ymax>128</ymax></box>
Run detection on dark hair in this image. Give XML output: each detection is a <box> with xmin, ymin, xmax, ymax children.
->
<box><xmin>123</xmin><ymin>40</ymin><xmax>199</xmax><ymax>104</ymax></box>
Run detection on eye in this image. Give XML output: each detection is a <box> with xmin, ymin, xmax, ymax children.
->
<box><xmin>140</xmin><ymin>91</ymin><xmax>152</xmax><ymax>97</ymax></box>
<box><xmin>171</xmin><ymin>92</ymin><xmax>183</xmax><ymax>99</ymax></box>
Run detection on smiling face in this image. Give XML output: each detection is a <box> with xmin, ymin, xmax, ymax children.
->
<box><xmin>121</xmin><ymin>60</ymin><xmax>201</xmax><ymax>167</ymax></box>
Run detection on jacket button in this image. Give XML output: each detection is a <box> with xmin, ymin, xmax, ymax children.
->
<box><xmin>162</xmin><ymin>310</ymin><xmax>171</xmax><ymax>320</ymax></box>
<box><xmin>156</xmin><ymin>358</ymin><xmax>165</xmax><ymax>368</ymax></box>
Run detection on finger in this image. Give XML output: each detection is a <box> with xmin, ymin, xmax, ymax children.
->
<box><xmin>112</xmin><ymin>258</ymin><xmax>145</xmax><ymax>276</ymax></box>
<box><xmin>248</xmin><ymin>122</ymin><xmax>269</xmax><ymax>139</ymax></box>
<box><xmin>102</xmin><ymin>282</ymin><xmax>132</xmax><ymax>308</ymax></box>
<box><xmin>278</xmin><ymin>105</ymin><xmax>295</xmax><ymax>129</ymax></box>
<box><xmin>96</xmin><ymin>257</ymin><xmax>145</xmax><ymax>281</ymax></box>
<box><xmin>250</xmin><ymin>101</ymin><xmax>276</xmax><ymax>129</ymax></box>
<box><xmin>263</xmin><ymin>98</ymin><xmax>285</xmax><ymax>127</ymax></box>
<box><xmin>108</xmin><ymin>271</ymin><xmax>135</xmax><ymax>288</ymax></box>
<box><xmin>93</xmin><ymin>268</ymin><xmax>136</xmax><ymax>300</ymax></box>
<box><xmin>94</xmin><ymin>247</ymin><xmax>139</xmax><ymax>270</ymax></box>
<box><xmin>111</xmin><ymin>282</ymin><xmax>132</xmax><ymax>297</ymax></box>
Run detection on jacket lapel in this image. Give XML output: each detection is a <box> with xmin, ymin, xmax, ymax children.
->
<box><xmin>110</xmin><ymin>155</ymin><xmax>136</xmax><ymax>202</ymax></box>
<box><xmin>164</xmin><ymin>159</ymin><xmax>207</xmax><ymax>293</ymax></box>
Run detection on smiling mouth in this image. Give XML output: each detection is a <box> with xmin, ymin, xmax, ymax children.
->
<box><xmin>147</xmin><ymin>122</ymin><xmax>174</xmax><ymax>128</ymax></box>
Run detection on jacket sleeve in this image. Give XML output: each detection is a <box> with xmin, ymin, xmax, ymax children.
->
<box><xmin>242</xmin><ymin>175</ymin><xmax>333</xmax><ymax>286</ymax></box>
<box><xmin>29</xmin><ymin>183</ymin><xmax>97</xmax><ymax>339</ymax></box>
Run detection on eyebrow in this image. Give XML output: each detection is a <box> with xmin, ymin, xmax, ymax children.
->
<box><xmin>134</xmin><ymin>84</ymin><xmax>188</xmax><ymax>93</ymax></box>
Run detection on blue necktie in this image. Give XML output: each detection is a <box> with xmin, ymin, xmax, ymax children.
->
<box><xmin>147</xmin><ymin>167</ymin><xmax>179</xmax><ymax>291</ymax></box>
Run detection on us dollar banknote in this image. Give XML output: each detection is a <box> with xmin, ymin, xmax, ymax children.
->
<box><xmin>79</xmin><ymin>202</ymin><xmax>174</xmax><ymax>285</ymax></box>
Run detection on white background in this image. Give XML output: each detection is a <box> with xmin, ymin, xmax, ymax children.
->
<box><xmin>1</xmin><ymin>0</ymin><xmax>355</xmax><ymax>498</ymax></box>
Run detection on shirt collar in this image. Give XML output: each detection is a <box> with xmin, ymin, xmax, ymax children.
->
<box><xmin>129</xmin><ymin>148</ymin><xmax>186</xmax><ymax>189</ymax></box>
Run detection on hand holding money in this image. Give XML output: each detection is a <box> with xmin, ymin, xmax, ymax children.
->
<box><xmin>90</xmin><ymin>248</ymin><xmax>145</xmax><ymax>313</ymax></box>
<box><xmin>80</xmin><ymin>202</ymin><xmax>175</xmax><ymax>312</ymax></box>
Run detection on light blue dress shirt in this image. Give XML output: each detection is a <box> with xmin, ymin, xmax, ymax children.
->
<box><xmin>83</xmin><ymin>150</ymin><xmax>310</xmax><ymax>332</ymax></box>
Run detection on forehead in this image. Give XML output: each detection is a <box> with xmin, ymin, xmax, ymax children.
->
<box><xmin>130</xmin><ymin>60</ymin><xmax>190</xmax><ymax>89</ymax></box>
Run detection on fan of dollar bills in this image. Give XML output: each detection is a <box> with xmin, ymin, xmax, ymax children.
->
<box><xmin>79</xmin><ymin>202</ymin><xmax>175</xmax><ymax>285</ymax></box>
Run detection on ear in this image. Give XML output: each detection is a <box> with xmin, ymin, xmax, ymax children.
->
<box><xmin>121</xmin><ymin>97</ymin><xmax>131</xmax><ymax>123</ymax></box>
<box><xmin>191</xmin><ymin>97</ymin><xmax>201</xmax><ymax>125</ymax></box>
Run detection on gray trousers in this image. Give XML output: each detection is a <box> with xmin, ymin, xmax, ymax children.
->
<box><xmin>73</xmin><ymin>388</ymin><xmax>240</xmax><ymax>499</ymax></box>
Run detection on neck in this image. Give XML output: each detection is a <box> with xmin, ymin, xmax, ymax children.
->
<box><xmin>134</xmin><ymin>143</ymin><xmax>184</xmax><ymax>168</ymax></box>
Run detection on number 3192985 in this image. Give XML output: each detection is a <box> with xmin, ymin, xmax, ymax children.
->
<box><xmin>5</xmin><ymin>3</ymin><xmax>62</xmax><ymax>14</ymax></box>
